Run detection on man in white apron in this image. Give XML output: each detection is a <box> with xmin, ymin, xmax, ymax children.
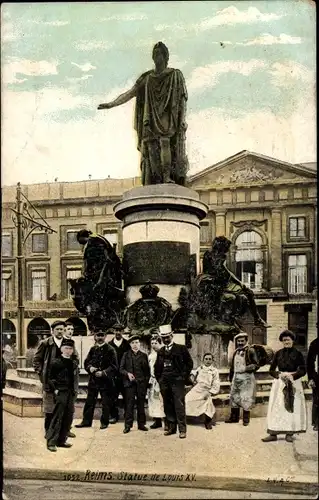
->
<box><xmin>226</xmin><ymin>332</ymin><xmax>259</xmax><ymax>426</ymax></box>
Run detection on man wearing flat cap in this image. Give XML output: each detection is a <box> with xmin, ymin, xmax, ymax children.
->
<box><xmin>120</xmin><ymin>335</ymin><xmax>150</xmax><ymax>434</ymax></box>
<box><xmin>226</xmin><ymin>331</ymin><xmax>259</xmax><ymax>426</ymax></box>
<box><xmin>76</xmin><ymin>330</ymin><xmax>118</xmax><ymax>430</ymax></box>
<box><xmin>108</xmin><ymin>323</ymin><xmax>131</xmax><ymax>423</ymax></box>
<box><xmin>154</xmin><ymin>325</ymin><xmax>193</xmax><ymax>439</ymax></box>
<box><xmin>46</xmin><ymin>339</ymin><xmax>76</xmax><ymax>452</ymax></box>
<box><xmin>33</xmin><ymin>320</ymin><xmax>67</xmax><ymax>435</ymax></box>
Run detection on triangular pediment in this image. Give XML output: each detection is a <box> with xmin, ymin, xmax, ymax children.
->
<box><xmin>188</xmin><ymin>151</ymin><xmax>317</xmax><ymax>188</ymax></box>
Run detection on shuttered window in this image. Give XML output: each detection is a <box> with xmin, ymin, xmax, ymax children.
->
<box><xmin>31</xmin><ymin>270</ymin><xmax>47</xmax><ymax>301</ymax></box>
<box><xmin>288</xmin><ymin>255</ymin><xmax>307</xmax><ymax>294</ymax></box>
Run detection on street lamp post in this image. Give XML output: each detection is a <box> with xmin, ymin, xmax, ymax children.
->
<box><xmin>11</xmin><ymin>182</ymin><xmax>56</xmax><ymax>368</ymax></box>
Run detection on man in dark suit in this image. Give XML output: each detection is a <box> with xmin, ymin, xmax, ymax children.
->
<box><xmin>108</xmin><ymin>323</ymin><xmax>131</xmax><ymax>423</ymax></box>
<box><xmin>120</xmin><ymin>335</ymin><xmax>150</xmax><ymax>434</ymax></box>
<box><xmin>33</xmin><ymin>320</ymin><xmax>66</xmax><ymax>434</ymax></box>
<box><xmin>46</xmin><ymin>339</ymin><xmax>76</xmax><ymax>452</ymax></box>
<box><xmin>307</xmin><ymin>336</ymin><xmax>319</xmax><ymax>431</ymax></box>
<box><xmin>75</xmin><ymin>330</ymin><xmax>118</xmax><ymax>430</ymax></box>
<box><xmin>154</xmin><ymin>324</ymin><xmax>193</xmax><ymax>439</ymax></box>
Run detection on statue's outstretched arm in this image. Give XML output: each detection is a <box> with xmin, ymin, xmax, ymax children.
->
<box><xmin>98</xmin><ymin>84</ymin><xmax>138</xmax><ymax>110</ymax></box>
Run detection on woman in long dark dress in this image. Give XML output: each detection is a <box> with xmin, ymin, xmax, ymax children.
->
<box><xmin>262</xmin><ymin>330</ymin><xmax>307</xmax><ymax>443</ymax></box>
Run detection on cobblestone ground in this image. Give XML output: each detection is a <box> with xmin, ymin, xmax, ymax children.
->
<box><xmin>3</xmin><ymin>408</ymin><xmax>317</xmax><ymax>496</ymax></box>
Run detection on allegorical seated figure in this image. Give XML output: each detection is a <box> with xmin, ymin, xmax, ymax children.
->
<box><xmin>98</xmin><ymin>42</ymin><xmax>188</xmax><ymax>186</ymax></box>
<box><xmin>77</xmin><ymin>229</ymin><xmax>122</xmax><ymax>290</ymax></box>
<box><xmin>69</xmin><ymin>230</ymin><xmax>124</xmax><ymax>332</ymax></box>
<box><xmin>200</xmin><ymin>236</ymin><xmax>269</xmax><ymax>328</ymax></box>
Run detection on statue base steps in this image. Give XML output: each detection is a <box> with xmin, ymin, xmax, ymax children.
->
<box><xmin>3</xmin><ymin>369</ymin><xmax>312</xmax><ymax>420</ymax></box>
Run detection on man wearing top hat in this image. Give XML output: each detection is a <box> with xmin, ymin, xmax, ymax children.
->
<box><xmin>33</xmin><ymin>320</ymin><xmax>68</xmax><ymax>434</ymax></box>
<box><xmin>225</xmin><ymin>331</ymin><xmax>259</xmax><ymax>426</ymax></box>
<box><xmin>154</xmin><ymin>324</ymin><xmax>193</xmax><ymax>439</ymax></box>
<box><xmin>108</xmin><ymin>323</ymin><xmax>131</xmax><ymax>423</ymax></box>
<box><xmin>120</xmin><ymin>335</ymin><xmax>151</xmax><ymax>434</ymax></box>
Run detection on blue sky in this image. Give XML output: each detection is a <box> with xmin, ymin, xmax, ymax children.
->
<box><xmin>2</xmin><ymin>1</ymin><xmax>316</xmax><ymax>185</ymax></box>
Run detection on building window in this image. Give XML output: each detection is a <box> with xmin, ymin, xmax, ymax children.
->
<box><xmin>31</xmin><ymin>270</ymin><xmax>47</xmax><ymax>301</ymax></box>
<box><xmin>289</xmin><ymin>217</ymin><xmax>306</xmax><ymax>238</ymax></box>
<box><xmin>32</xmin><ymin>233</ymin><xmax>48</xmax><ymax>253</ymax></box>
<box><xmin>2</xmin><ymin>234</ymin><xmax>12</xmax><ymax>257</ymax></box>
<box><xmin>200</xmin><ymin>222</ymin><xmax>210</xmax><ymax>244</ymax></box>
<box><xmin>66</xmin><ymin>268</ymin><xmax>82</xmax><ymax>298</ymax></box>
<box><xmin>67</xmin><ymin>231</ymin><xmax>80</xmax><ymax>251</ymax></box>
<box><xmin>288</xmin><ymin>311</ymin><xmax>308</xmax><ymax>351</ymax></box>
<box><xmin>103</xmin><ymin>230</ymin><xmax>118</xmax><ymax>247</ymax></box>
<box><xmin>235</xmin><ymin>231</ymin><xmax>263</xmax><ymax>291</ymax></box>
<box><xmin>288</xmin><ymin>255</ymin><xmax>307</xmax><ymax>294</ymax></box>
<box><xmin>2</xmin><ymin>272</ymin><xmax>11</xmax><ymax>301</ymax></box>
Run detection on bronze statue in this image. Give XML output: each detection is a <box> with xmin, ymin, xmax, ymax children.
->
<box><xmin>68</xmin><ymin>230</ymin><xmax>125</xmax><ymax>332</ymax></box>
<box><xmin>186</xmin><ymin>236</ymin><xmax>269</xmax><ymax>333</ymax></box>
<box><xmin>98</xmin><ymin>42</ymin><xmax>188</xmax><ymax>186</ymax></box>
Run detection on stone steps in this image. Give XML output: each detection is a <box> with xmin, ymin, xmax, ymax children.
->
<box><xmin>4</xmin><ymin>368</ymin><xmax>312</xmax><ymax>420</ymax></box>
<box><xmin>16</xmin><ymin>366</ymin><xmax>275</xmax><ymax>383</ymax></box>
<box><xmin>9</xmin><ymin>369</ymin><xmax>311</xmax><ymax>395</ymax></box>
<box><xmin>3</xmin><ymin>381</ymin><xmax>312</xmax><ymax>421</ymax></box>
<box><xmin>7</xmin><ymin>374</ymin><xmax>299</xmax><ymax>395</ymax></box>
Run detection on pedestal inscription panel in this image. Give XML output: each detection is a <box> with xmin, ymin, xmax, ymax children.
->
<box><xmin>123</xmin><ymin>241</ymin><xmax>190</xmax><ymax>286</ymax></box>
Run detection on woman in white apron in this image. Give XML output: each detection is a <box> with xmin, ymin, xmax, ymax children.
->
<box><xmin>148</xmin><ymin>335</ymin><xmax>165</xmax><ymax>428</ymax></box>
<box><xmin>186</xmin><ymin>352</ymin><xmax>220</xmax><ymax>429</ymax></box>
<box><xmin>262</xmin><ymin>330</ymin><xmax>307</xmax><ymax>443</ymax></box>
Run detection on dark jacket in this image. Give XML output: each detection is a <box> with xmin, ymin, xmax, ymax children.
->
<box><xmin>307</xmin><ymin>338</ymin><xmax>319</xmax><ymax>385</ymax></box>
<box><xmin>108</xmin><ymin>337</ymin><xmax>131</xmax><ymax>368</ymax></box>
<box><xmin>62</xmin><ymin>338</ymin><xmax>80</xmax><ymax>392</ymax></box>
<box><xmin>269</xmin><ymin>347</ymin><xmax>306</xmax><ymax>381</ymax></box>
<box><xmin>154</xmin><ymin>343</ymin><xmax>193</xmax><ymax>384</ymax></box>
<box><xmin>33</xmin><ymin>337</ymin><xmax>63</xmax><ymax>391</ymax></box>
<box><xmin>48</xmin><ymin>357</ymin><xmax>76</xmax><ymax>393</ymax></box>
<box><xmin>229</xmin><ymin>346</ymin><xmax>259</xmax><ymax>383</ymax></box>
<box><xmin>120</xmin><ymin>350</ymin><xmax>150</xmax><ymax>388</ymax></box>
<box><xmin>84</xmin><ymin>342</ymin><xmax>118</xmax><ymax>386</ymax></box>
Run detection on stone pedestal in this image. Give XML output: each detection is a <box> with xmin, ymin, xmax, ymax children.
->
<box><xmin>189</xmin><ymin>333</ymin><xmax>232</xmax><ymax>368</ymax></box>
<box><xmin>114</xmin><ymin>184</ymin><xmax>208</xmax><ymax>312</ymax></box>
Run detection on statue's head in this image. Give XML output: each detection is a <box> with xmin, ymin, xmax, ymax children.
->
<box><xmin>152</xmin><ymin>41</ymin><xmax>169</xmax><ymax>67</ymax></box>
<box><xmin>77</xmin><ymin>229</ymin><xmax>91</xmax><ymax>245</ymax></box>
<box><xmin>211</xmin><ymin>236</ymin><xmax>232</xmax><ymax>255</ymax></box>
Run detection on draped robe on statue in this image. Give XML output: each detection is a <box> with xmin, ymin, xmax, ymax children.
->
<box><xmin>134</xmin><ymin>68</ymin><xmax>188</xmax><ymax>185</ymax></box>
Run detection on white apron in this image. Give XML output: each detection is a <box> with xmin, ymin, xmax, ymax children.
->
<box><xmin>267</xmin><ymin>377</ymin><xmax>307</xmax><ymax>434</ymax></box>
<box><xmin>147</xmin><ymin>351</ymin><xmax>165</xmax><ymax>418</ymax></box>
<box><xmin>186</xmin><ymin>365</ymin><xmax>220</xmax><ymax>419</ymax></box>
<box><xmin>229</xmin><ymin>351</ymin><xmax>256</xmax><ymax>411</ymax></box>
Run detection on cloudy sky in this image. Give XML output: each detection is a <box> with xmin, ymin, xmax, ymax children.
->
<box><xmin>2</xmin><ymin>1</ymin><xmax>316</xmax><ymax>186</ymax></box>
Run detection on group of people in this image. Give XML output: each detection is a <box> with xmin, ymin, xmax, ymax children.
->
<box><xmin>31</xmin><ymin>318</ymin><xmax>318</xmax><ymax>452</ymax></box>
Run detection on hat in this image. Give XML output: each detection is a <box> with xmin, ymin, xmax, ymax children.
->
<box><xmin>61</xmin><ymin>339</ymin><xmax>74</xmax><ymax>347</ymax></box>
<box><xmin>51</xmin><ymin>320</ymin><xmax>67</xmax><ymax>330</ymax></box>
<box><xmin>279</xmin><ymin>330</ymin><xmax>295</xmax><ymax>342</ymax></box>
<box><xmin>128</xmin><ymin>334</ymin><xmax>140</xmax><ymax>343</ymax></box>
<box><xmin>234</xmin><ymin>331</ymin><xmax>248</xmax><ymax>342</ymax></box>
<box><xmin>112</xmin><ymin>323</ymin><xmax>125</xmax><ymax>331</ymax></box>
<box><xmin>159</xmin><ymin>324</ymin><xmax>172</xmax><ymax>337</ymax></box>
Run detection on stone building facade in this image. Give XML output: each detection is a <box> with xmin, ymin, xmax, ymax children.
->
<box><xmin>2</xmin><ymin>150</ymin><xmax>317</xmax><ymax>361</ymax></box>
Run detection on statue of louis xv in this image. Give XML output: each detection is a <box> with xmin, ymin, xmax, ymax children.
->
<box><xmin>98</xmin><ymin>42</ymin><xmax>188</xmax><ymax>186</ymax></box>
